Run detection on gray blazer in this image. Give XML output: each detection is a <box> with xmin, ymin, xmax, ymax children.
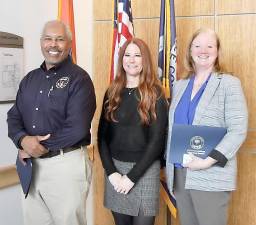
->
<box><xmin>166</xmin><ymin>73</ymin><xmax>248</xmax><ymax>192</ymax></box>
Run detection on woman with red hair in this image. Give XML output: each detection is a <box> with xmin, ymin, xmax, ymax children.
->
<box><xmin>98</xmin><ymin>38</ymin><xmax>168</xmax><ymax>225</ymax></box>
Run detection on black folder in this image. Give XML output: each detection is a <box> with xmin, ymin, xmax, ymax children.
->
<box><xmin>168</xmin><ymin>124</ymin><xmax>227</xmax><ymax>164</ymax></box>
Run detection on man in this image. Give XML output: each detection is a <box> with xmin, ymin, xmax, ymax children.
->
<box><xmin>7</xmin><ymin>20</ymin><xmax>96</xmax><ymax>225</ymax></box>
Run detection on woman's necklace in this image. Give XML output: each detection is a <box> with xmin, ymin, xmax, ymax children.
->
<box><xmin>127</xmin><ymin>88</ymin><xmax>136</xmax><ymax>95</ymax></box>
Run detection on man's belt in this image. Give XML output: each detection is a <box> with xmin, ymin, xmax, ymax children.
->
<box><xmin>40</xmin><ymin>146</ymin><xmax>82</xmax><ymax>159</ymax></box>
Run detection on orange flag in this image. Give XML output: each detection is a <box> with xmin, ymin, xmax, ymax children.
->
<box><xmin>58</xmin><ymin>0</ymin><xmax>77</xmax><ymax>63</ymax></box>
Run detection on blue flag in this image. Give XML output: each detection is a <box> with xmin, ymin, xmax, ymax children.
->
<box><xmin>158</xmin><ymin>0</ymin><xmax>178</xmax><ymax>218</ymax></box>
<box><xmin>157</xmin><ymin>0</ymin><xmax>177</xmax><ymax>98</ymax></box>
<box><xmin>169</xmin><ymin>0</ymin><xmax>177</xmax><ymax>89</ymax></box>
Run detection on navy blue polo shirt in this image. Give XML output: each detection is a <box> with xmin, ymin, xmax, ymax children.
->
<box><xmin>7</xmin><ymin>56</ymin><xmax>96</xmax><ymax>151</ymax></box>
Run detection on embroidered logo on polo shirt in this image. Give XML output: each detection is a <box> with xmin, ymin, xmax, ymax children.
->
<box><xmin>56</xmin><ymin>77</ymin><xmax>69</xmax><ymax>88</ymax></box>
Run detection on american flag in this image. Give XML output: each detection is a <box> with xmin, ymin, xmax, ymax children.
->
<box><xmin>110</xmin><ymin>0</ymin><xmax>134</xmax><ymax>81</ymax></box>
<box><xmin>58</xmin><ymin>0</ymin><xmax>77</xmax><ymax>63</ymax></box>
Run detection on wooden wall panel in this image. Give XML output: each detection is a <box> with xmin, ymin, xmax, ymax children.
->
<box><xmin>155</xmin><ymin>199</ymin><xmax>167</xmax><ymax>225</ymax></box>
<box><xmin>93</xmin><ymin>0</ymin><xmax>112</xmax><ymax>21</ymax></box>
<box><xmin>133</xmin><ymin>19</ymin><xmax>159</xmax><ymax>71</ymax></box>
<box><xmin>228</xmin><ymin>152</ymin><xmax>256</xmax><ymax>225</ymax></box>
<box><xmin>132</xmin><ymin>1</ymin><xmax>160</xmax><ymax>18</ymax></box>
<box><xmin>93</xmin><ymin>22</ymin><xmax>114</xmax><ymax>225</ymax></box>
<box><xmin>242</xmin><ymin>131</ymin><xmax>256</xmax><ymax>151</ymax></box>
<box><xmin>176</xmin><ymin>17</ymin><xmax>214</xmax><ymax>77</ymax></box>
<box><xmin>216</xmin><ymin>15</ymin><xmax>256</xmax><ymax>129</ymax></box>
<box><xmin>175</xmin><ymin>0</ymin><xmax>214</xmax><ymax>16</ymax></box>
<box><xmin>92</xmin><ymin>21</ymin><xmax>112</xmax><ymax>121</ymax></box>
<box><xmin>93</xmin><ymin>0</ymin><xmax>161</xmax><ymax>21</ymax></box>
<box><xmin>0</xmin><ymin>165</ymin><xmax>19</xmax><ymax>189</ymax></box>
<box><xmin>216</xmin><ymin>0</ymin><xmax>256</xmax><ymax>14</ymax></box>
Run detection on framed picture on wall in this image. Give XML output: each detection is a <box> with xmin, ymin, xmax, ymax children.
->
<box><xmin>0</xmin><ymin>32</ymin><xmax>24</xmax><ymax>102</ymax></box>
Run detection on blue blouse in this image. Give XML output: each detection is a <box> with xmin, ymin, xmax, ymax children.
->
<box><xmin>174</xmin><ymin>75</ymin><xmax>211</xmax><ymax>125</ymax></box>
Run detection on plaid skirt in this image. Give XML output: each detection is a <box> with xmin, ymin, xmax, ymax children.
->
<box><xmin>104</xmin><ymin>158</ymin><xmax>160</xmax><ymax>216</ymax></box>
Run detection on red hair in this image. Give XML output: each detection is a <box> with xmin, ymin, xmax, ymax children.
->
<box><xmin>105</xmin><ymin>38</ymin><xmax>166</xmax><ymax>125</ymax></box>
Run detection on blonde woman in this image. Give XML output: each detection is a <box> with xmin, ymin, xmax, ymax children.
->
<box><xmin>166</xmin><ymin>28</ymin><xmax>248</xmax><ymax>225</ymax></box>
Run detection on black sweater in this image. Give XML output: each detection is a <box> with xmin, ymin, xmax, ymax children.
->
<box><xmin>97</xmin><ymin>88</ymin><xmax>168</xmax><ymax>183</ymax></box>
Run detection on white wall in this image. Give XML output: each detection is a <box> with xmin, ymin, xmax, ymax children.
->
<box><xmin>0</xmin><ymin>0</ymin><xmax>93</xmax><ymax>224</ymax></box>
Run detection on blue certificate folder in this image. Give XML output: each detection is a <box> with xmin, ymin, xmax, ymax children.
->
<box><xmin>168</xmin><ymin>124</ymin><xmax>227</xmax><ymax>164</ymax></box>
<box><xmin>16</xmin><ymin>156</ymin><xmax>32</xmax><ymax>198</ymax></box>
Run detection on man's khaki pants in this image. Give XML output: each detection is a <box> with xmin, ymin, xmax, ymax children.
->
<box><xmin>22</xmin><ymin>147</ymin><xmax>92</xmax><ymax>225</ymax></box>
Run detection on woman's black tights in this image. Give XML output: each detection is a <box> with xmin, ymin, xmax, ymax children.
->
<box><xmin>112</xmin><ymin>211</ymin><xmax>155</xmax><ymax>225</ymax></box>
